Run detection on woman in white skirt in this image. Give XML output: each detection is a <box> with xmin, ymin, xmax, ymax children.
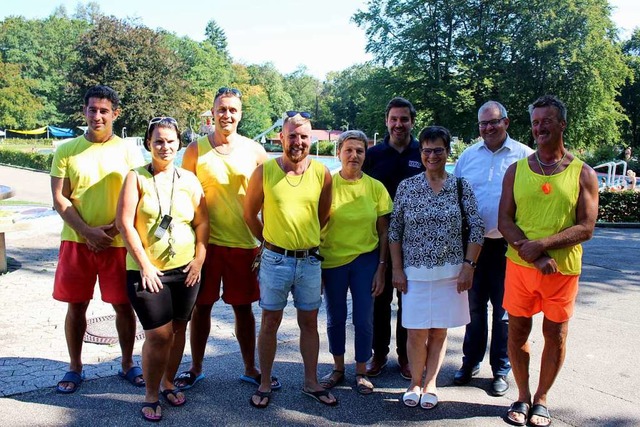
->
<box><xmin>389</xmin><ymin>126</ymin><xmax>484</xmax><ymax>410</ymax></box>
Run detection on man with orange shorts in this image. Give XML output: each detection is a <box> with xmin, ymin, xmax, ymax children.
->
<box><xmin>498</xmin><ymin>95</ymin><xmax>599</xmax><ymax>427</ymax></box>
<box><xmin>178</xmin><ymin>87</ymin><xmax>272</xmax><ymax>390</ymax></box>
<box><xmin>51</xmin><ymin>85</ymin><xmax>145</xmax><ymax>393</ymax></box>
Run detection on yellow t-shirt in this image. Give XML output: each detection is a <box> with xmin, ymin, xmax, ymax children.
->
<box><xmin>194</xmin><ymin>135</ymin><xmax>260</xmax><ymax>248</ymax></box>
<box><xmin>262</xmin><ymin>158</ymin><xmax>326</xmax><ymax>250</ymax></box>
<box><xmin>506</xmin><ymin>157</ymin><xmax>583</xmax><ymax>275</ymax></box>
<box><xmin>50</xmin><ymin>135</ymin><xmax>143</xmax><ymax>247</ymax></box>
<box><xmin>125</xmin><ymin>166</ymin><xmax>204</xmax><ymax>271</ymax></box>
<box><xmin>320</xmin><ymin>173</ymin><xmax>392</xmax><ymax>268</ymax></box>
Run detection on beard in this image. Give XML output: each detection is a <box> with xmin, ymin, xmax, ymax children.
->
<box><xmin>285</xmin><ymin>145</ymin><xmax>309</xmax><ymax>163</ymax></box>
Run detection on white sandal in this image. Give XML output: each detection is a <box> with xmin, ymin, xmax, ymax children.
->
<box><xmin>402</xmin><ymin>390</ymin><xmax>421</xmax><ymax>407</ymax></box>
<box><xmin>420</xmin><ymin>392</ymin><xmax>438</xmax><ymax>409</ymax></box>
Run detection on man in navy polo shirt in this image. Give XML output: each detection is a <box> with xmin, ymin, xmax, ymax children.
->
<box><xmin>362</xmin><ymin>97</ymin><xmax>424</xmax><ymax>379</ymax></box>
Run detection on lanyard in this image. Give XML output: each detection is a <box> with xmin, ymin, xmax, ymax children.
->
<box><xmin>148</xmin><ymin>164</ymin><xmax>177</xmax><ymax>218</ymax></box>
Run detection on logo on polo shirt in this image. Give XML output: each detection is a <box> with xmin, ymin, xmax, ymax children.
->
<box><xmin>408</xmin><ymin>160</ymin><xmax>421</xmax><ymax>168</ymax></box>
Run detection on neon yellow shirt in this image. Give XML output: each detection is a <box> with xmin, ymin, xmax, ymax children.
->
<box><xmin>125</xmin><ymin>166</ymin><xmax>204</xmax><ymax>271</ymax></box>
<box><xmin>262</xmin><ymin>158</ymin><xmax>326</xmax><ymax>249</ymax></box>
<box><xmin>506</xmin><ymin>157</ymin><xmax>583</xmax><ymax>275</ymax></box>
<box><xmin>194</xmin><ymin>135</ymin><xmax>260</xmax><ymax>248</ymax></box>
<box><xmin>50</xmin><ymin>135</ymin><xmax>143</xmax><ymax>247</ymax></box>
<box><xmin>320</xmin><ymin>173</ymin><xmax>392</xmax><ymax>268</ymax></box>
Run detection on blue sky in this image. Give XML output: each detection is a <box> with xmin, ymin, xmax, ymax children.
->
<box><xmin>1</xmin><ymin>0</ymin><xmax>637</xmax><ymax>80</ymax></box>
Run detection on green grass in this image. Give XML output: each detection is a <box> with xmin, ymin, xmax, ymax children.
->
<box><xmin>0</xmin><ymin>200</ymin><xmax>49</xmax><ymax>207</ymax></box>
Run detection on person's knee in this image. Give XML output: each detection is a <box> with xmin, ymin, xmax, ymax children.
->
<box><xmin>542</xmin><ymin>318</ymin><xmax>568</xmax><ymax>347</ymax></box>
<box><xmin>67</xmin><ymin>302</ymin><xmax>90</xmax><ymax>319</ymax></box>
<box><xmin>112</xmin><ymin>303</ymin><xmax>134</xmax><ymax>317</ymax></box>
<box><xmin>145</xmin><ymin>325</ymin><xmax>173</xmax><ymax>347</ymax></box>
<box><xmin>193</xmin><ymin>304</ymin><xmax>213</xmax><ymax>319</ymax></box>
<box><xmin>260</xmin><ymin>311</ymin><xmax>283</xmax><ymax>334</ymax></box>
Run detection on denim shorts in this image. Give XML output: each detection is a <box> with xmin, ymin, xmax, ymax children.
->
<box><xmin>258</xmin><ymin>248</ymin><xmax>322</xmax><ymax>311</ymax></box>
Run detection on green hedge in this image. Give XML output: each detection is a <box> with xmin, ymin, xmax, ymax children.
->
<box><xmin>0</xmin><ymin>150</ymin><xmax>53</xmax><ymax>171</ymax></box>
<box><xmin>598</xmin><ymin>191</ymin><xmax>640</xmax><ymax>222</ymax></box>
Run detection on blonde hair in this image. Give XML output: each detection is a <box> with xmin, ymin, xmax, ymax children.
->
<box><xmin>283</xmin><ymin>114</ymin><xmax>311</xmax><ymax>129</ymax></box>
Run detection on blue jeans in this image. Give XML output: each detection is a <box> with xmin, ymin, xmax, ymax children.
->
<box><xmin>322</xmin><ymin>249</ymin><xmax>378</xmax><ymax>363</ymax></box>
<box><xmin>258</xmin><ymin>248</ymin><xmax>322</xmax><ymax>311</ymax></box>
<box><xmin>461</xmin><ymin>238</ymin><xmax>511</xmax><ymax>376</ymax></box>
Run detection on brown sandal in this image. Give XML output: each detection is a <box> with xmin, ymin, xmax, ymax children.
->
<box><xmin>319</xmin><ymin>369</ymin><xmax>345</xmax><ymax>389</ymax></box>
<box><xmin>355</xmin><ymin>374</ymin><xmax>374</xmax><ymax>395</ymax></box>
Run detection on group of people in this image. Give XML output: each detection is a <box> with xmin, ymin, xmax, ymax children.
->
<box><xmin>50</xmin><ymin>85</ymin><xmax>598</xmax><ymax>427</ymax></box>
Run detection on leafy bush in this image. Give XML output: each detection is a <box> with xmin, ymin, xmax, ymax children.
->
<box><xmin>0</xmin><ymin>138</ymin><xmax>53</xmax><ymax>146</ymax></box>
<box><xmin>598</xmin><ymin>191</ymin><xmax>640</xmax><ymax>222</ymax></box>
<box><xmin>0</xmin><ymin>149</ymin><xmax>53</xmax><ymax>171</ymax></box>
<box><xmin>310</xmin><ymin>141</ymin><xmax>336</xmax><ymax>156</ymax></box>
<box><xmin>263</xmin><ymin>143</ymin><xmax>283</xmax><ymax>152</ymax></box>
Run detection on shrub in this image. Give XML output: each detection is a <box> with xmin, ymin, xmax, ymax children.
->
<box><xmin>310</xmin><ymin>141</ymin><xmax>336</xmax><ymax>156</ymax></box>
<box><xmin>263</xmin><ymin>143</ymin><xmax>282</xmax><ymax>152</ymax></box>
<box><xmin>0</xmin><ymin>149</ymin><xmax>53</xmax><ymax>171</ymax></box>
<box><xmin>598</xmin><ymin>191</ymin><xmax>640</xmax><ymax>222</ymax></box>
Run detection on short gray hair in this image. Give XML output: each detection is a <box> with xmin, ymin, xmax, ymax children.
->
<box><xmin>478</xmin><ymin>100</ymin><xmax>508</xmax><ymax>119</ymax></box>
<box><xmin>337</xmin><ymin>130</ymin><xmax>368</xmax><ymax>151</ymax></box>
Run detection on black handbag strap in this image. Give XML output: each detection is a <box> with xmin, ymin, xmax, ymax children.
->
<box><xmin>456</xmin><ymin>177</ymin><xmax>466</xmax><ymax>221</ymax></box>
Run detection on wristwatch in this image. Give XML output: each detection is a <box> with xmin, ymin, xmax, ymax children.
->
<box><xmin>463</xmin><ymin>258</ymin><xmax>477</xmax><ymax>268</ymax></box>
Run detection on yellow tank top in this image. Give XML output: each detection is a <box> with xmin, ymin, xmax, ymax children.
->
<box><xmin>506</xmin><ymin>157</ymin><xmax>583</xmax><ymax>274</ymax></box>
<box><xmin>262</xmin><ymin>158</ymin><xmax>326</xmax><ymax>249</ymax></box>
<box><xmin>125</xmin><ymin>166</ymin><xmax>202</xmax><ymax>271</ymax></box>
<box><xmin>195</xmin><ymin>135</ymin><xmax>260</xmax><ymax>248</ymax></box>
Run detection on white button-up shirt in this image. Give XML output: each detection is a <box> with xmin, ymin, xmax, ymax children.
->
<box><xmin>454</xmin><ymin>135</ymin><xmax>533</xmax><ymax>238</ymax></box>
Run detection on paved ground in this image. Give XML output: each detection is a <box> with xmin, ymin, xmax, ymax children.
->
<box><xmin>0</xmin><ymin>164</ymin><xmax>639</xmax><ymax>426</ymax></box>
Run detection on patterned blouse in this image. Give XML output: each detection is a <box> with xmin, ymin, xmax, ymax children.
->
<box><xmin>389</xmin><ymin>173</ymin><xmax>484</xmax><ymax>281</ymax></box>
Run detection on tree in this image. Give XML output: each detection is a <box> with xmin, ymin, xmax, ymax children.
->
<box><xmin>204</xmin><ymin>19</ymin><xmax>229</xmax><ymax>58</ymax></box>
<box><xmin>0</xmin><ymin>61</ymin><xmax>43</xmax><ymax>128</ymax></box>
<box><xmin>619</xmin><ymin>29</ymin><xmax>640</xmax><ymax>148</ymax></box>
<box><xmin>247</xmin><ymin>62</ymin><xmax>293</xmax><ymax>120</ymax></box>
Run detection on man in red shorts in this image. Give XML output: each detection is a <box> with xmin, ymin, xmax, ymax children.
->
<box><xmin>51</xmin><ymin>85</ymin><xmax>145</xmax><ymax>393</ymax></box>
<box><xmin>178</xmin><ymin>87</ymin><xmax>271</xmax><ymax>390</ymax></box>
<box><xmin>498</xmin><ymin>95</ymin><xmax>599</xmax><ymax>427</ymax></box>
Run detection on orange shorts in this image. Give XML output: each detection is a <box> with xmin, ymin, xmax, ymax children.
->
<box><xmin>503</xmin><ymin>259</ymin><xmax>579</xmax><ymax>323</ymax></box>
<box><xmin>53</xmin><ymin>241</ymin><xmax>128</xmax><ymax>304</ymax></box>
<box><xmin>196</xmin><ymin>244</ymin><xmax>260</xmax><ymax>306</ymax></box>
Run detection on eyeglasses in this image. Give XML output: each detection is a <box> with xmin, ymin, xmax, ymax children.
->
<box><xmin>215</xmin><ymin>87</ymin><xmax>242</xmax><ymax>100</ymax></box>
<box><xmin>285</xmin><ymin>111</ymin><xmax>312</xmax><ymax>119</ymax></box>
<box><xmin>478</xmin><ymin>117</ymin><xmax>505</xmax><ymax>128</ymax></box>
<box><xmin>421</xmin><ymin>147</ymin><xmax>446</xmax><ymax>156</ymax></box>
<box><xmin>148</xmin><ymin>116</ymin><xmax>178</xmax><ymax>130</ymax></box>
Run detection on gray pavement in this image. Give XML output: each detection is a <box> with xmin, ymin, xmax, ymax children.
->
<box><xmin>0</xmin><ymin>164</ymin><xmax>639</xmax><ymax>426</ymax></box>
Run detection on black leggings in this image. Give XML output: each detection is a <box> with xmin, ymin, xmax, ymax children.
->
<box><xmin>127</xmin><ymin>266</ymin><xmax>200</xmax><ymax>330</ymax></box>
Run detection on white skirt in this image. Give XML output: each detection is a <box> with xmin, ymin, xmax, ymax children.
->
<box><xmin>401</xmin><ymin>277</ymin><xmax>470</xmax><ymax>329</ymax></box>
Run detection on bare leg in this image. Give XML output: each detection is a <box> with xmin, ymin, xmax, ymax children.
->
<box><xmin>406</xmin><ymin>328</ymin><xmax>428</xmax><ymax>394</ymax></box>
<box><xmin>529</xmin><ymin>317</ymin><xmax>569</xmax><ymax>426</ymax></box>
<box><xmin>141</xmin><ymin>322</ymin><xmax>173</xmax><ymax>418</ymax></box>
<box><xmin>59</xmin><ymin>302</ymin><xmax>89</xmax><ymax>391</ymax></box>
<box><xmin>185</xmin><ymin>303</ymin><xmax>213</xmax><ymax>376</ymax></box>
<box><xmin>507</xmin><ymin>315</ymin><xmax>534</xmax><ymax>425</ymax></box>
<box><xmin>298</xmin><ymin>309</ymin><xmax>336</xmax><ymax>404</ymax></box>
<box><xmin>233</xmin><ymin>304</ymin><xmax>259</xmax><ymax>377</ymax></box>
<box><xmin>163</xmin><ymin>320</ymin><xmax>188</xmax><ymax>392</ymax></box>
<box><xmin>251</xmin><ymin>309</ymin><xmax>282</xmax><ymax>407</ymax></box>
<box><xmin>113</xmin><ymin>303</ymin><xmax>138</xmax><ymax>377</ymax></box>
<box><xmin>422</xmin><ymin>328</ymin><xmax>448</xmax><ymax>396</ymax></box>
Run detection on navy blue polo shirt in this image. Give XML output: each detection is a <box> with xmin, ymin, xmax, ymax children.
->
<box><xmin>362</xmin><ymin>135</ymin><xmax>425</xmax><ymax>199</ymax></box>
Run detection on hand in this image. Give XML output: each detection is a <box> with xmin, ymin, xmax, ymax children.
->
<box><xmin>371</xmin><ymin>265</ymin><xmax>386</xmax><ymax>297</ymax></box>
<box><xmin>83</xmin><ymin>225</ymin><xmax>115</xmax><ymax>252</ymax></box>
<box><xmin>457</xmin><ymin>264</ymin><xmax>474</xmax><ymax>293</ymax></box>
<box><xmin>533</xmin><ymin>256</ymin><xmax>558</xmax><ymax>275</ymax></box>
<box><xmin>514</xmin><ymin>238</ymin><xmax>545</xmax><ymax>263</ymax></box>
<box><xmin>139</xmin><ymin>266</ymin><xmax>164</xmax><ymax>292</ymax></box>
<box><xmin>183</xmin><ymin>258</ymin><xmax>204</xmax><ymax>286</ymax></box>
<box><xmin>391</xmin><ymin>267</ymin><xmax>408</xmax><ymax>294</ymax></box>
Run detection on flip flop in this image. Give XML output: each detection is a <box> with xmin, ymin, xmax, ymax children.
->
<box><xmin>118</xmin><ymin>366</ymin><xmax>145</xmax><ymax>387</ymax></box>
<box><xmin>301</xmin><ymin>388</ymin><xmax>338</xmax><ymax>406</ymax></box>
<box><xmin>249</xmin><ymin>390</ymin><xmax>271</xmax><ymax>409</ymax></box>
<box><xmin>160</xmin><ymin>388</ymin><xmax>186</xmax><ymax>407</ymax></box>
<box><xmin>529</xmin><ymin>404</ymin><xmax>552</xmax><ymax>427</ymax></box>
<box><xmin>174</xmin><ymin>371</ymin><xmax>205</xmax><ymax>390</ymax></box>
<box><xmin>239</xmin><ymin>374</ymin><xmax>282</xmax><ymax>390</ymax></box>
<box><xmin>319</xmin><ymin>370</ymin><xmax>345</xmax><ymax>389</ymax></box>
<box><xmin>56</xmin><ymin>371</ymin><xmax>84</xmax><ymax>394</ymax></box>
<box><xmin>402</xmin><ymin>390</ymin><xmax>421</xmax><ymax>407</ymax></box>
<box><xmin>420</xmin><ymin>392</ymin><xmax>438</xmax><ymax>410</ymax></box>
<box><xmin>505</xmin><ymin>401</ymin><xmax>531</xmax><ymax>426</ymax></box>
<box><xmin>141</xmin><ymin>401</ymin><xmax>162</xmax><ymax>422</ymax></box>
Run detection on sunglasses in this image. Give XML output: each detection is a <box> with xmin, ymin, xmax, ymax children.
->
<box><xmin>215</xmin><ymin>87</ymin><xmax>242</xmax><ymax>99</ymax></box>
<box><xmin>421</xmin><ymin>147</ymin><xmax>446</xmax><ymax>156</ymax></box>
<box><xmin>148</xmin><ymin>116</ymin><xmax>178</xmax><ymax>130</ymax></box>
<box><xmin>285</xmin><ymin>111</ymin><xmax>312</xmax><ymax>119</ymax></box>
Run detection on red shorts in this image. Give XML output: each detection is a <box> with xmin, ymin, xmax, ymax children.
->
<box><xmin>196</xmin><ymin>244</ymin><xmax>260</xmax><ymax>306</ymax></box>
<box><xmin>53</xmin><ymin>241</ymin><xmax>128</xmax><ymax>304</ymax></box>
<box><xmin>503</xmin><ymin>259</ymin><xmax>579</xmax><ymax>323</ymax></box>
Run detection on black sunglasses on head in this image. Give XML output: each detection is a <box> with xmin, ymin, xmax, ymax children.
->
<box><xmin>285</xmin><ymin>110</ymin><xmax>312</xmax><ymax>119</ymax></box>
<box><xmin>215</xmin><ymin>87</ymin><xmax>242</xmax><ymax>99</ymax></box>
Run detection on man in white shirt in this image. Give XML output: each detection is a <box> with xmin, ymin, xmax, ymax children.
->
<box><xmin>453</xmin><ymin>101</ymin><xmax>533</xmax><ymax>396</ymax></box>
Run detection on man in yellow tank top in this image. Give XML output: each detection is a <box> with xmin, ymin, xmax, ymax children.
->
<box><xmin>498</xmin><ymin>95</ymin><xmax>599</xmax><ymax>427</ymax></box>
<box><xmin>244</xmin><ymin>112</ymin><xmax>335</xmax><ymax>408</ymax></box>
<box><xmin>177</xmin><ymin>88</ymin><xmax>271</xmax><ymax>391</ymax></box>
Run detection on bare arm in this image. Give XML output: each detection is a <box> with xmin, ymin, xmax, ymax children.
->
<box><xmin>243</xmin><ymin>165</ymin><xmax>265</xmax><ymax>243</ymax></box>
<box><xmin>181</xmin><ymin>141</ymin><xmax>198</xmax><ymax>173</ymax></box>
<box><xmin>318</xmin><ymin>167</ymin><xmax>333</xmax><ymax>229</ymax></box>
<box><xmin>254</xmin><ymin>142</ymin><xmax>269</xmax><ymax>165</ymax></box>
<box><xmin>183</xmin><ymin>190</ymin><xmax>210</xmax><ymax>286</ymax></box>
<box><xmin>372</xmin><ymin>214</ymin><xmax>389</xmax><ymax>297</ymax></box>
<box><xmin>389</xmin><ymin>241</ymin><xmax>407</xmax><ymax>294</ymax></box>
<box><xmin>457</xmin><ymin>242</ymin><xmax>481</xmax><ymax>293</ymax></box>
<box><xmin>51</xmin><ymin>176</ymin><xmax>113</xmax><ymax>252</ymax></box>
<box><xmin>115</xmin><ymin>171</ymin><xmax>164</xmax><ymax>291</ymax></box>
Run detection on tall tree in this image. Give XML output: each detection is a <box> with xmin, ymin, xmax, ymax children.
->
<box><xmin>0</xmin><ymin>61</ymin><xmax>43</xmax><ymax>128</ymax></box>
<box><xmin>204</xmin><ymin>19</ymin><xmax>229</xmax><ymax>58</ymax></box>
<box><xmin>247</xmin><ymin>62</ymin><xmax>293</xmax><ymax>121</ymax></box>
<box><xmin>619</xmin><ymin>29</ymin><xmax>640</xmax><ymax>148</ymax></box>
